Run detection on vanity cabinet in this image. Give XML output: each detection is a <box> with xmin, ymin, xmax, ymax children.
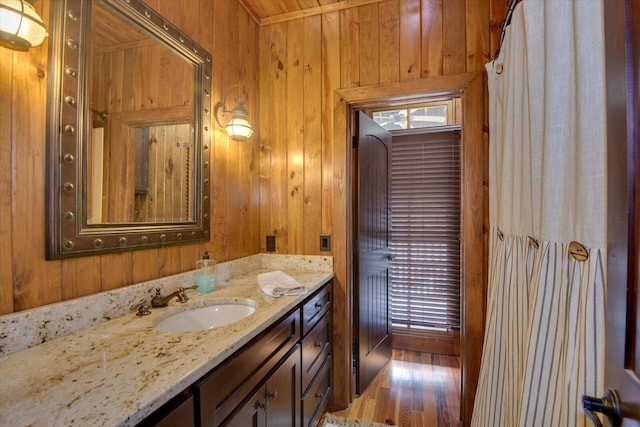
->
<box><xmin>224</xmin><ymin>345</ymin><xmax>301</xmax><ymax>427</ymax></box>
<box><xmin>300</xmin><ymin>285</ymin><xmax>332</xmax><ymax>427</ymax></box>
<box><xmin>195</xmin><ymin>309</ymin><xmax>300</xmax><ymax>426</ymax></box>
<box><xmin>139</xmin><ymin>280</ymin><xmax>332</xmax><ymax>427</ymax></box>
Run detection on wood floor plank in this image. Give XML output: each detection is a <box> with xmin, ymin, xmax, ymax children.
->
<box><xmin>331</xmin><ymin>349</ymin><xmax>460</xmax><ymax>426</ymax></box>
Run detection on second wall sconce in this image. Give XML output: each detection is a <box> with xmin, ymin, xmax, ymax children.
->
<box><xmin>0</xmin><ymin>0</ymin><xmax>48</xmax><ymax>51</ymax></box>
<box><xmin>214</xmin><ymin>84</ymin><xmax>254</xmax><ymax>142</ymax></box>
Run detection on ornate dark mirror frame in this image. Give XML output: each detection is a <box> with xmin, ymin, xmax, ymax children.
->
<box><xmin>46</xmin><ymin>0</ymin><xmax>212</xmax><ymax>259</ymax></box>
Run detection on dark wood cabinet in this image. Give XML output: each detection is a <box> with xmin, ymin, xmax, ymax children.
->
<box><xmin>301</xmin><ymin>284</ymin><xmax>331</xmax><ymax>336</ymax></box>
<box><xmin>138</xmin><ymin>280</ymin><xmax>332</xmax><ymax>427</ymax></box>
<box><xmin>266</xmin><ymin>346</ymin><xmax>302</xmax><ymax>427</ymax></box>
<box><xmin>224</xmin><ymin>386</ymin><xmax>264</xmax><ymax>427</ymax></box>
<box><xmin>301</xmin><ymin>311</ymin><xmax>331</xmax><ymax>391</ymax></box>
<box><xmin>138</xmin><ymin>392</ymin><xmax>195</xmax><ymax>427</ymax></box>
<box><xmin>302</xmin><ymin>355</ymin><xmax>331</xmax><ymax>427</ymax></box>
<box><xmin>195</xmin><ymin>310</ymin><xmax>301</xmax><ymax>426</ymax></box>
<box><xmin>226</xmin><ymin>346</ymin><xmax>301</xmax><ymax>427</ymax></box>
<box><xmin>300</xmin><ymin>285</ymin><xmax>332</xmax><ymax>427</ymax></box>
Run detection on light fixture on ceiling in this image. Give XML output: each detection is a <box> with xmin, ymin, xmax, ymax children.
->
<box><xmin>0</xmin><ymin>0</ymin><xmax>48</xmax><ymax>51</ymax></box>
<box><xmin>214</xmin><ymin>84</ymin><xmax>254</xmax><ymax>142</ymax></box>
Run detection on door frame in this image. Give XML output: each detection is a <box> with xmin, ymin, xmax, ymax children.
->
<box><xmin>603</xmin><ymin>0</ymin><xmax>640</xmax><ymax>424</ymax></box>
<box><xmin>329</xmin><ymin>72</ymin><xmax>485</xmax><ymax>426</ymax></box>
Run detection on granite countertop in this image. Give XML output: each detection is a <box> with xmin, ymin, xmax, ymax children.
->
<box><xmin>0</xmin><ymin>266</ymin><xmax>333</xmax><ymax>427</ymax></box>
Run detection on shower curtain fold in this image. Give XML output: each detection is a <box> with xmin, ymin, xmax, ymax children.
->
<box><xmin>472</xmin><ymin>2</ymin><xmax>607</xmax><ymax>426</ymax></box>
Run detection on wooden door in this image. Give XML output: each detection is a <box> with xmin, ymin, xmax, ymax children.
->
<box><xmin>353</xmin><ymin>111</ymin><xmax>393</xmax><ymax>394</ymax></box>
<box><xmin>582</xmin><ymin>1</ymin><xmax>640</xmax><ymax>426</ymax></box>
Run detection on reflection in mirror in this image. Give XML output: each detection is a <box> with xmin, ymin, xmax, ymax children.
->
<box><xmin>87</xmin><ymin>122</ymin><xmax>194</xmax><ymax>224</ymax></box>
<box><xmin>87</xmin><ymin>0</ymin><xmax>195</xmax><ymax>224</ymax></box>
<box><xmin>46</xmin><ymin>0</ymin><xmax>212</xmax><ymax>259</ymax></box>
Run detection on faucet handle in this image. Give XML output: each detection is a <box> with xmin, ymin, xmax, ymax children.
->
<box><xmin>131</xmin><ymin>299</ymin><xmax>151</xmax><ymax>316</ymax></box>
<box><xmin>178</xmin><ymin>285</ymin><xmax>197</xmax><ymax>302</ymax></box>
<box><xmin>176</xmin><ymin>291</ymin><xmax>188</xmax><ymax>303</ymax></box>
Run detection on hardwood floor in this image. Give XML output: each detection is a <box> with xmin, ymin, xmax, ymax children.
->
<box><xmin>332</xmin><ymin>349</ymin><xmax>461</xmax><ymax>427</ymax></box>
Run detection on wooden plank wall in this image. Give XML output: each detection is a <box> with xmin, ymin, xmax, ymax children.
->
<box><xmin>0</xmin><ymin>0</ymin><xmax>260</xmax><ymax>314</ymax></box>
<box><xmin>257</xmin><ymin>0</ymin><xmax>506</xmax><ymax>420</ymax></box>
<box><xmin>134</xmin><ymin>123</ymin><xmax>192</xmax><ymax>223</ymax></box>
<box><xmin>258</xmin><ymin>1</ymin><xmax>501</xmax><ymax>251</ymax></box>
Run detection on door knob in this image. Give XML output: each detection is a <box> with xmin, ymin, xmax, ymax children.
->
<box><xmin>582</xmin><ymin>388</ymin><xmax>621</xmax><ymax>427</ymax></box>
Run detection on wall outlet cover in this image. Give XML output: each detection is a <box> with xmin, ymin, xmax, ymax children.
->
<box><xmin>266</xmin><ymin>235</ymin><xmax>276</xmax><ymax>252</ymax></box>
<box><xmin>320</xmin><ymin>234</ymin><xmax>331</xmax><ymax>251</ymax></box>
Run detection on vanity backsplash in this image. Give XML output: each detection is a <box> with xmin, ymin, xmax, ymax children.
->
<box><xmin>0</xmin><ymin>254</ymin><xmax>332</xmax><ymax>357</ymax></box>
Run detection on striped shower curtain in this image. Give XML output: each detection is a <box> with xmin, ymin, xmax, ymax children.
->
<box><xmin>472</xmin><ymin>2</ymin><xmax>607</xmax><ymax>426</ymax></box>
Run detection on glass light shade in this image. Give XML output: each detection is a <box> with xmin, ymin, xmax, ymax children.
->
<box><xmin>0</xmin><ymin>0</ymin><xmax>48</xmax><ymax>51</ymax></box>
<box><xmin>225</xmin><ymin>117</ymin><xmax>254</xmax><ymax>142</ymax></box>
<box><xmin>224</xmin><ymin>104</ymin><xmax>253</xmax><ymax>142</ymax></box>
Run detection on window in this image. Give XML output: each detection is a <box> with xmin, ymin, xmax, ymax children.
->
<box><xmin>409</xmin><ymin>105</ymin><xmax>448</xmax><ymax>128</ymax></box>
<box><xmin>390</xmin><ymin>131</ymin><xmax>461</xmax><ymax>333</ymax></box>
<box><xmin>372</xmin><ymin>109</ymin><xmax>408</xmax><ymax>130</ymax></box>
<box><xmin>372</xmin><ymin>99</ymin><xmax>458</xmax><ymax>131</ymax></box>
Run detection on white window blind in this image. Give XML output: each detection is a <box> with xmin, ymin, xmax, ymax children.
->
<box><xmin>391</xmin><ymin>131</ymin><xmax>461</xmax><ymax>331</ymax></box>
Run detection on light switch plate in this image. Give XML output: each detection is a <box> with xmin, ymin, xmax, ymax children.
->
<box><xmin>320</xmin><ymin>234</ymin><xmax>331</xmax><ymax>251</ymax></box>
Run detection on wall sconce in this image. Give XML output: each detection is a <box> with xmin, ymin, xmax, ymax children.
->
<box><xmin>0</xmin><ymin>0</ymin><xmax>48</xmax><ymax>51</ymax></box>
<box><xmin>214</xmin><ymin>84</ymin><xmax>254</xmax><ymax>142</ymax></box>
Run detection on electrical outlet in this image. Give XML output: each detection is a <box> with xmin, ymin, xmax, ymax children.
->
<box><xmin>266</xmin><ymin>235</ymin><xmax>276</xmax><ymax>252</ymax></box>
<box><xmin>320</xmin><ymin>234</ymin><xmax>331</xmax><ymax>251</ymax></box>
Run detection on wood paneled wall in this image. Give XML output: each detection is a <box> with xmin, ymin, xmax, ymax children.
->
<box><xmin>0</xmin><ymin>0</ymin><xmax>260</xmax><ymax>314</ymax></box>
<box><xmin>257</xmin><ymin>0</ymin><xmax>505</xmax><ymax>422</ymax></box>
<box><xmin>257</xmin><ymin>1</ymin><xmax>502</xmax><ymax>251</ymax></box>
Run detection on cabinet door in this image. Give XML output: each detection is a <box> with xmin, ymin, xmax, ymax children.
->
<box><xmin>265</xmin><ymin>346</ymin><xmax>301</xmax><ymax>427</ymax></box>
<box><xmin>196</xmin><ymin>310</ymin><xmax>300</xmax><ymax>426</ymax></box>
<box><xmin>224</xmin><ymin>388</ymin><xmax>266</xmax><ymax>427</ymax></box>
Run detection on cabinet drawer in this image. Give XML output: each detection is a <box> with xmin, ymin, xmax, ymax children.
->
<box><xmin>301</xmin><ymin>311</ymin><xmax>331</xmax><ymax>392</ymax></box>
<box><xmin>302</xmin><ymin>283</ymin><xmax>331</xmax><ymax>335</ymax></box>
<box><xmin>195</xmin><ymin>309</ymin><xmax>300</xmax><ymax>427</ymax></box>
<box><xmin>301</xmin><ymin>355</ymin><xmax>331</xmax><ymax>427</ymax></box>
<box><xmin>138</xmin><ymin>392</ymin><xmax>194</xmax><ymax>427</ymax></box>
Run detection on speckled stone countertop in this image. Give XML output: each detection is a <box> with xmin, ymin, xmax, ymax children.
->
<box><xmin>0</xmin><ymin>254</ymin><xmax>333</xmax><ymax>427</ymax></box>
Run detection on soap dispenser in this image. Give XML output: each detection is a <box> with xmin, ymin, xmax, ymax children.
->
<box><xmin>195</xmin><ymin>251</ymin><xmax>216</xmax><ymax>293</ymax></box>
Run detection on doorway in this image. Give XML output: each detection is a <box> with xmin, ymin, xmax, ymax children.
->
<box><xmin>353</xmin><ymin>102</ymin><xmax>462</xmax><ymax>389</ymax></box>
<box><xmin>331</xmin><ymin>73</ymin><xmax>484</xmax><ymax>426</ymax></box>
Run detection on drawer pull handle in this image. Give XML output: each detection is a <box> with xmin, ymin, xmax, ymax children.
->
<box><xmin>266</xmin><ymin>390</ymin><xmax>278</xmax><ymax>400</ymax></box>
<box><xmin>315</xmin><ymin>392</ymin><xmax>324</xmax><ymax>399</ymax></box>
<box><xmin>314</xmin><ymin>341</ymin><xmax>323</xmax><ymax>348</ymax></box>
<box><xmin>256</xmin><ymin>400</ymin><xmax>267</xmax><ymax>410</ymax></box>
<box><xmin>314</xmin><ymin>302</ymin><xmax>323</xmax><ymax>310</ymax></box>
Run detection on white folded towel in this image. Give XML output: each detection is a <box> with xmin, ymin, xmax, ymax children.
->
<box><xmin>257</xmin><ymin>270</ymin><xmax>307</xmax><ymax>297</ymax></box>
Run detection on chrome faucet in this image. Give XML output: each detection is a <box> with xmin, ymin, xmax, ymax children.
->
<box><xmin>151</xmin><ymin>287</ymin><xmax>188</xmax><ymax>308</ymax></box>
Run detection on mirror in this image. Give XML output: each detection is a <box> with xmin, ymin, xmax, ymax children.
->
<box><xmin>46</xmin><ymin>0</ymin><xmax>212</xmax><ymax>259</ymax></box>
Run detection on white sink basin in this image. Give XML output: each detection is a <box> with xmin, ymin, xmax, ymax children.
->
<box><xmin>155</xmin><ymin>299</ymin><xmax>256</xmax><ymax>332</ymax></box>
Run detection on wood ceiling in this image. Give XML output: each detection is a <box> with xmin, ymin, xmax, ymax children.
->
<box><xmin>238</xmin><ymin>0</ymin><xmax>385</xmax><ymax>25</ymax></box>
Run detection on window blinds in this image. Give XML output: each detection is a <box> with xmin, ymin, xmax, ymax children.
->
<box><xmin>391</xmin><ymin>131</ymin><xmax>461</xmax><ymax>331</ymax></box>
